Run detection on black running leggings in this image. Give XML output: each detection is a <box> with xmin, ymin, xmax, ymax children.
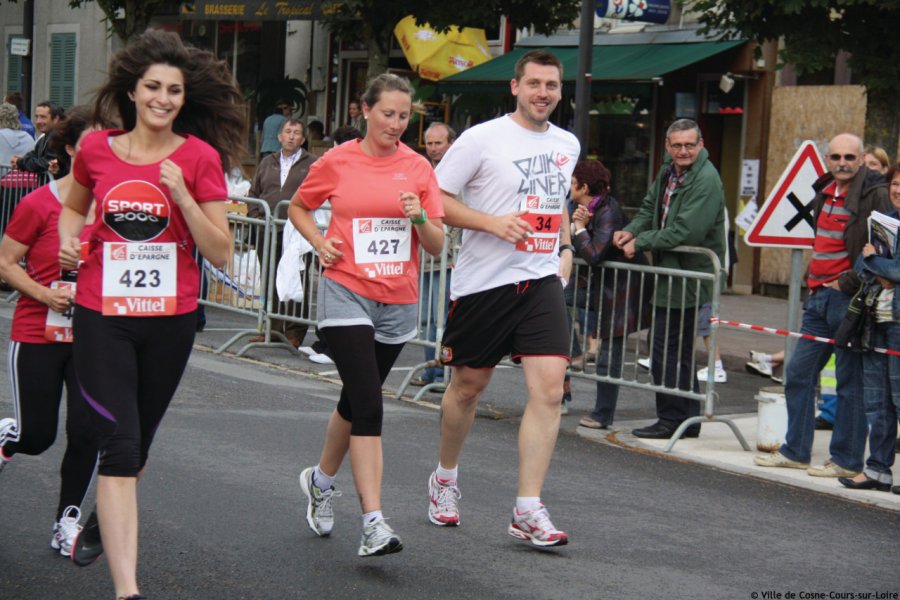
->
<box><xmin>4</xmin><ymin>341</ymin><xmax>99</xmax><ymax>520</ymax></box>
<box><xmin>320</xmin><ymin>325</ymin><xmax>404</xmax><ymax>436</ymax></box>
<box><xmin>73</xmin><ymin>307</ymin><xmax>196</xmax><ymax>477</ymax></box>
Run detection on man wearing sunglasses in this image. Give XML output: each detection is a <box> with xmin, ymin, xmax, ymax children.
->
<box><xmin>755</xmin><ymin>133</ymin><xmax>889</xmax><ymax>477</ymax></box>
<box><xmin>613</xmin><ymin>118</ymin><xmax>726</xmax><ymax>439</ymax></box>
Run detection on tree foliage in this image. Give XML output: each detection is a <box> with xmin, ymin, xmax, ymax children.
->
<box><xmin>689</xmin><ymin>0</ymin><xmax>900</xmax><ymax>152</ymax></box>
<box><xmin>689</xmin><ymin>0</ymin><xmax>900</xmax><ymax>95</ymax></box>
<box><xmin>66</xmin><ymin>0</ymin><xmax>173</xmax><ymax>43</ymax></box>
<box><xmin>321</xmin><ymin>0</ymin><xmax>581</xmax><ymax>82</ymax></box>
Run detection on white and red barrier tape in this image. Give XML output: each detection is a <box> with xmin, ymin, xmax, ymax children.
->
<box><xmin>711</xmin><ymin>317</ymin><xmax>900</xmax><ymax>357</ymax></box>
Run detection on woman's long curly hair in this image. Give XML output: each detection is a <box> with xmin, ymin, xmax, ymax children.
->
<box><xmin>93</xmin><ymin>29</ymin><xmax>247</xmax><ymax>170</ymax></box>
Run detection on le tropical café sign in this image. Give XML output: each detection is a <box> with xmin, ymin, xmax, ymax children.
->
<box><xmin>181</xmin><ymin>0</ymin><xmax>343</xmax><ymax>20</ymax></box>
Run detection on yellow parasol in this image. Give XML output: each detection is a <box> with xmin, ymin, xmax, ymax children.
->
<box><xmin>394</xmin><ymin>15</ymin><xmax>492</xmax><ymax>82</ymax></box>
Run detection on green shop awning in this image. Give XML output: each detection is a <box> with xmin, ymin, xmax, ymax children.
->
<box><xmin>437</xmin><ymin>40</ymin><xmax>744</xmax><ymax>92</ymax></box>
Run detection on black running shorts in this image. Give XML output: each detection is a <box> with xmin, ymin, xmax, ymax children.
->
<box><xmin>439</xmin><ymin>275</ymin><xmax>569</xmax><ymax>368</ymax></box>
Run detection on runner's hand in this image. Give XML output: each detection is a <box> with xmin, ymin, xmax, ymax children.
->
<box><xmin>59</xmin><ymin>237</ymin><xmax>81</xmax><ymax>270</ymax></box>
<box><xmin>160</xmin><ymin>159</ymin><xmax>191</xmax><ymax>206</ymax></box>
<box><xmin>43</xmin><ymin>285</ymin><xmax>73</xmax><ymax>313</ymax></box>
<box><xmin>317</xmin><ymin>238</ymin><xmax>344</xmax><ymax>267</ymax></box>
<box><xmin>491</xmin><ymin>210</ymin><xmax>532</xmax><ymax>244</ymax></box>
<box><xmin>399</xmin><ymin>192</ymin><xmax>423</xmax><ymax>222</ymax></box>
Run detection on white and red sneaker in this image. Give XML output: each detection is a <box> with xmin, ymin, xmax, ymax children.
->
<box><xmin>427</xmin><ymin>471</ymin><xmax>461</xmax><ymax>526</ymax></box>
<box><xmin>508</xmin><ymin>504</ymin><xmax>568</xmax><ymax>547</ymax></box>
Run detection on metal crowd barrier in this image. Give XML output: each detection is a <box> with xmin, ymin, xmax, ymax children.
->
<box><xmin>560</xmin><ymin>246</ymin><xmax>749</xmax><ymax>452</ymax></box>
<box><xmin>397</xmin><ymin>236</ymin><xmax>451</xmax><ymax>401</ymax></box>
<box><xmin>0</xmin><ymin>165</ymin><xmax>49</xmax><ymax>238</ymax></box>
<box><xmin>1</xmin><ymin>185</ymin><xmax>742</xmax><ymax>453</ymax></box>
<box><xmin>199</xmin><ymin>196</ymin><xmax>272</xmax><ymax>355</ymax></box>
<box><xmin>208</xmin><ymin>200</ymin><xmax>745</xmax><ymax>451</ymax></box>
<box><xmin>256</xmin><ymin>200</ymin><xmax>324</xmax><ymax>356</ymax></box>
<box><xmin>0</xmin><ymin>166</ymin><xmax>50</xmax><ymax>301</ymax></box>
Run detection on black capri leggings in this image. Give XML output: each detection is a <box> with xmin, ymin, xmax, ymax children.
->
<box><xmin>320</xmin><ymin>325</ymin><xmax>404</xmax><ymax>436</ymax></box>
<box><xmin>73</xmin><ymin>306</ymin><xmax>196</xmax><ymax>477</ymax></box>
<box><xmin>4</xmin><ymin>341</ymin><xmax>98</xmax><ymax>519</ymax></box>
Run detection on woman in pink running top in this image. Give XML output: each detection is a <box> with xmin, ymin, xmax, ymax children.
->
<box><xmin>57</xmin><ymin>31</ymin><xmax>245</xmax><ymax>599</ymax></box>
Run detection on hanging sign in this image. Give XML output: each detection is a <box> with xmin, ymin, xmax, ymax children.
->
<box><xmin>596</xmin><ymin>0</ymin><xmax>671</xmax><ymax>24</ymax></box>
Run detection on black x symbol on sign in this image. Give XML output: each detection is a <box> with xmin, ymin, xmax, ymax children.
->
<box><xmin>784</xmin><ymin>192</ymin><xmax>815</xmax><ymax>231</ymax></box>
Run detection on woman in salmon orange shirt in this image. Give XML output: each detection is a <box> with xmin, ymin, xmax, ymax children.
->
<box><xmin>289</xmin><ymin>73</ymin><xmax>444</xmax><ymax>558</ymax></box>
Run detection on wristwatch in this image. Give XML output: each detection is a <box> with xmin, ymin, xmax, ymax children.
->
<box><xmin>558</xmin><ymin>244</ymin><xmax>575</xmax><ymax>256</ymax></box>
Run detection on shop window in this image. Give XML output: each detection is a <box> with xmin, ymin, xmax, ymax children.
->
<box><xmin>587</xmin><ymin>88</ymin><xmax>653</xmax><ymax>209</ymax></box>
<box><xmin>702</xmin><ymin>78</ymin><xmax>744</xmax><ymax>115</ymax></box>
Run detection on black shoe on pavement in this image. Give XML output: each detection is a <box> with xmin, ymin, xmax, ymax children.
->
<box><xmin>71</xmin><ymin>510</ymin><xmax>103</xmax><ymax>567</ymax></box>
<box><xmin>814</xmin><ymin>416</ymin><xmax>834</xmax><ymax>431</ymax></box>
<box><xmin>632</xmin><ymin>422</ymin><xmax>700</xmax><ymax>439</ymax></box>
<box><xmin>837</xmin><ymin>474</ymin><xmax>891</xmax><ymax>492</ymax></box>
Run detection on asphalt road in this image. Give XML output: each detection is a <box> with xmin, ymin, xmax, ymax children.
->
<box><xmin>0</xmin><ymin>305</ymin><xmax>898</xmax><ymax>599</ymax></box>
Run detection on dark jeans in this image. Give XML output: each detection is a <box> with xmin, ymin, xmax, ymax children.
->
<box><xmin>590</xmin><ymin>336</ymin><xmax>625</xmax><ymax>426</ymax></box>
<box><xmin>651</xmin><ymin>305</ymin><xmax>700</xmax><ymax>426</ymax></box>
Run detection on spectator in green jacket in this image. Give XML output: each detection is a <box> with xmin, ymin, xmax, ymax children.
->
<box><xmin>614</xmin><ymin>118</ymin><xmax>726</xmax><ymax>439</ymax></box>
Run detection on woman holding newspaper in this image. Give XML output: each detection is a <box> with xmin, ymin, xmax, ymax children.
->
<box><xmin>843</xmin><ymin>164</ymin><xmax>900</xmax><ymax>494</ymax></box>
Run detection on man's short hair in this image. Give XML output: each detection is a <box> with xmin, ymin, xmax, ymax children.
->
<box><xmin>4</xmin><ymin>91</ymin><xmax>24</xmax><ymax>112</ymax></box>
<box><xmin>333</xmin><ymin>125</ymin><xmax>363</xmax><ymax>145</ymax></box>
<box><xmin>307</xmin><ymin>120</ymin><xmax>324</xmax><ymax>136</ymax></box>
<box><xmin>36</xmin><ymin>100</ymin><xmax>64</xmax><ymax>120</ymax></box>
<box><xmin>666</xmin><ymin>118</ymin><xmax>702</xmax><ymax>141</ymax></box>
<box><xmin>424</xmin><ymin>121</ymin><xmax>456</xmax><ymax>144</ymax></box>
<box><xmin>279</xmin><ymin>117</ymin><xmax>305</xmax><ymax>137</ymax></box>
<box><xmin>514</xmin><ymin>50</ymin><xmax>563</xmax><ymax>82</ymax></box>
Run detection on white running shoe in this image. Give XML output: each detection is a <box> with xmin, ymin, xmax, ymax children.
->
<box><xmin>299</xmin><ymin>467</ymin><xmax>341</xmax><ymax>537</ymax></box>
<box><xmin>427</xmin><ymin>471</ymin><xmax>460</xmax><ymax>527</ymax></box>
<box><xmin>358</xmin><ymin>517</ymin><xmax>403</xmax><ymax>557</ymax></box>
<box><xmin>50</xmin><ymin>506</ymin><xmax>83</xmax><ymax>557</ymax></box>
<box><xmin>309</xmin><ymin>352</ymin><xmax>334</xmax><ymax>365</ymax></box>
<box><xmin>637</xmin><ymin>357</ymin><xmax>651</xmax><ymax>370</ymax></box>
<box><xmin>508</xmin><ymin>504</ymin><xmax>568</xmax><ymax>547</ymax></box>
<box><xmin>745</xmin><ymin>352</ymin><xmax>773</xmax><ymax>377</ymax></box>
<box><xmin>696</xmin><ymin>366</ymin><xmax>727</xmax><ymax>383</ymax></box>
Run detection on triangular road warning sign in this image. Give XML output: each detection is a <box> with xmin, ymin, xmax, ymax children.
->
<box><xmin>744</xmin><ymin>141</ymin><xmax>826</xmax><ymax>247</ymax></box>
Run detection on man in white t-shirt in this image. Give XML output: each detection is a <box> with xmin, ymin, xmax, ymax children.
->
<box><xmin>426</xmin><ymin>50</ymin><xmax>580</xmax><ymax>547</ymax></box>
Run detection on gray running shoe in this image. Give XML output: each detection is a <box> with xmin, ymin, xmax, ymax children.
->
<box><xmin>299</xmin><ymin>467</ymin><xmax>340</xmax><ymax>537</ymax></box>
<box><xmin>358</xmin><ymin>517</ymin><xmax>403</xmax><ymax>557</ymax></box>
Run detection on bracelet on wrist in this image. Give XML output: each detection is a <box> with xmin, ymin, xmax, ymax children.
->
<box><xmin>410</xmin><ymin>207</ymin><xmax>428</xmax><ymax>225</ymax></box>
<box><xmin>558</xmin><ymin>243</ymin><xmax>575</xmax><ymax>256</ymax></box>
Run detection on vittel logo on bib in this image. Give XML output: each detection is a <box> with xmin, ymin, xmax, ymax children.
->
<box><xmin>103</xmin><ymin>180</ymin><xmax>170</xmax><ymax>241</ymax></box>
